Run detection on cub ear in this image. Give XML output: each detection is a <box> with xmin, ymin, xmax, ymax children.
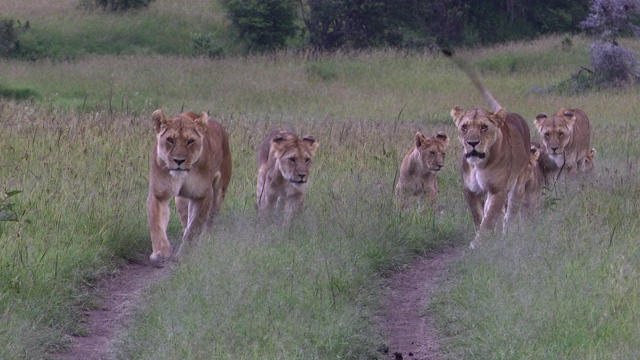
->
<box><xmin>152</xmin><ymin>109</ymin><xmax>168</xmax><ymax>134</ymax></box>
<box><xmin>302</xmin><ymin>135</ymin><xmax>319</xmax><ymax>155</ymax></box>
<box><xmin>451</xmin><ymin>106</ymin><xmax>465</xmax><ymax>125</ymax></box>
<box><xmin>415</xmin><ymin>132</ymin><xmax>427</xmax><ymax>148</ymax></box>
<box><xmin>435</xmin><ymin>132</ymin><xmax>449</xmax><ymax>147</ymax></box>
<box><xmin>533</xmin><ymin>113</ymin><xmax>547</xmax><ymax>130</ymax></box>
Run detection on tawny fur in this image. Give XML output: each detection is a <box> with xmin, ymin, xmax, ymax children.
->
<box><xmin>395</xmin><ymin>131</ymin><xmax>449</xmax><ymax>210</ymax></box>
<box><xmin>256</xmin><ymin>130</ymin><xmax>319</xmax><ymax>224</ymax></box>
<box><xmin>533</xmin><ymin>108</ymin><xmax>593</xmax><ymax>182</ymax></box>
<box><xmin>147</xmin><ymin>109</ymin><xmax>232</xmax><ymax>264</ymax></box>
<box><xmin>451</xmin><ymin>106</ymin><xmax>531</xmax><ymax>249</ymax></box>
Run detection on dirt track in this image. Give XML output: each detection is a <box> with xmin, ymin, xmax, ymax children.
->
<box><xmin>57</xmin><ymin>248</ymin><xmax>463</xmax><ymax>360</ymax></box>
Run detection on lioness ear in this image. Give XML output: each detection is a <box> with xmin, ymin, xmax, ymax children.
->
<box><xmin>302</xmin><ymin>136</ymin><xmax>319</xmax><ymax>154</ymax></box>
<box><xmin>435</xmin><ymin>132</ymin><xmax>449</xmax><ymax>148</ymax></box>
<box><xmin>196</xmin><ymin>112</ymin><xmax>209</xmax><ymax>128</ymax></box>
<box><xmin>533</xmin><ymin>113</ymin><xmax>547</xmax><ymax>131</ymax></box>
<box><xmin>563</xmin><ymin>110</ymin><xmax>576</xmax><ymax>129</ymax></box>
<box><xmin>415</xmin><ymin>132</ymin><xmax>426</xmax><ymax>148</ymax></box>
<box><xmin>491</xmin><ymin>108</ymin><xmax>507</xmax><ymax>126</ymax></box>
<box><xmin>451</xmin><ymin>106</ymin><xmax>464</xmax><ymax>125</ymax></box>
<box><xmin>152</xmin><ymin>109</ymin><xmax>167</xmax><ymax>134</ymax></box>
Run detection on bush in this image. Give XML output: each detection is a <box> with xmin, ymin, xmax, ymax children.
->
<box><xmin>222</xmin><ymin>0</ymin><xmax>298</xmax><ymax>52</ymax></box>
<box><xmin>191</xmin><ymin>33</ymin><xmax>225</xmax><ymax>58</ymax></box>
<box><xmin>93</xmin><ymin>0</ymin><xmax>155</xmax><ymax>11</ymax></box>
<box><xmin>0</xmin><ymin>18</ymin><xmax>29</xmax><ymax>58</ymax></box>
<box><xmin>590</xmin><ymin>42</ymin><xmax>639</xmax><ymax>84</ymax></box>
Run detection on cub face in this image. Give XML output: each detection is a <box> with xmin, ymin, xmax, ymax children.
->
<box><xmin>272</xmin><ymin>132</ymin><xmax>319</xmax><ymax>184</ymax></box>
<box><xmin>533</xmin><ymin>111</ymin><xmax>575</xmax><ymax>157</ymax></box>
<box><xmin>451</xmin><ymin>106</ymin><xmax>506</xmax><ymax>164</ymax></box>
<box><xmin>416</xmin><ymin>132</ymin><xmax>449</xmax><ymax>171</ymax></box>
<box><xmin>152</xmin><ymin>109</ymin><xmax>207</xmax><ymax>176</ymax></box>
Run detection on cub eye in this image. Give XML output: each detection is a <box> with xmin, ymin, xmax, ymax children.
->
<box><xmin>461</xmin><ymin>124</ymin><xmax>467</xmax><ymax>132</ymax></box>
<box><xmin>430</xmin><ymin>151</ymin><xmax>436</xmax><ymax>155</ymax></box>
<box><xmin>187</xmin><ymin>139</ymin><xmax>195</xmax><ymax>146</ymax></box>
<box><xmin>481</xmin><ymin>124</ymin><xmax>488</xmax><ymax>132</ymax></box>
<box><xmin>544</xmin><ymin>132</ymin><xmax>550</xmax><ymax>139</ymax></box>
<box><xmin>305</xmin><ymin>158</ymin><xmax>311</xmax><ymax>164</ymax></box>
<box><xmin>288</xmin><ymin>157</ymin><xmax>296</xmax><ymax>163</ymax></box>
<box><xmin>166</xmin><ymin>137</ymin><xmax>174</xmax><ymax>144</ymax></box>
<box><xmin>558</xmin><ymin>132</ymin><xmax>564</xmax><ymax>138</ymax></box>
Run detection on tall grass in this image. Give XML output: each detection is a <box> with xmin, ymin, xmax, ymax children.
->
<box><xmin>1</xmin><ymin>33</ymin><xmax>640</xmax><ymax>358</ymax></box>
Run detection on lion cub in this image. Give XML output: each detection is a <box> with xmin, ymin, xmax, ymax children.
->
<box><xmin>395</xmin><ymin>131</ymin><xmax>449</xmax><ymax>210</ymax></box>
<box><xmin>147</xmin><ymin>110</ymin><xmax>232</xmax><ymax>264</ymax></box>
<box><xmin>256</xmin><ymin>130</ymin><xmax>319</xmax><ymax>224</ymax></box>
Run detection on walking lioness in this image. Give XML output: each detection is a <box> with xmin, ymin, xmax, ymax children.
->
<box><xmin>445</xmin><ymin>50</ymin><xmax>532</xmax><ymax>248</ymax></box>
<box><xmin>147</xmin><ymin>110</ymin><xmax>232</xmax><ymax>264</ymax></box>
<box><xmin>256</xmin><ymin>130</ymin><xmax>319</xmax><ymax>224</ymax></box>
<box><xmin>395</xmin><ymin>131</ymin><xmax>450</xmax><ymax>210</ymax></box>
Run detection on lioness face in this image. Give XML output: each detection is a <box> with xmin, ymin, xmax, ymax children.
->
<box><xmin>152</xmin><ymin>110</ymin><xmax>207</xmax><ymax>176</ymax></box>
<box><xmin>416</xmin><ymin>132</ymin><xmax>449</xmax><ymax>171</ymax></box>
<box><xmin>272</xmin><ymin>133</ymin><xmax>319</xmax><ymax>185</ymax></box>
<box><xmin>451</xmin><ymin>106</ymin><xmax>506</xmax><ymax>164</ymax></box>
<box><xmin>534</xmin><ymin>111</ymin><xmax>575</xmax><ymax>157</ymax></box>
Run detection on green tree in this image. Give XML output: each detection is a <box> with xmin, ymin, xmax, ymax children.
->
<box><xmin>222</xmin><ymin>0</ymin><xmax>298</xmax><ymax>52</ymax></box>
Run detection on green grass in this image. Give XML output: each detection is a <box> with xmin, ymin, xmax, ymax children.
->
<box><xmin>2</xmin><ymin>6</ymin><xmax>640</xmax><ymax>357</ymax></box>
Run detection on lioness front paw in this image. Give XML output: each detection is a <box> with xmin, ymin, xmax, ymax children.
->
<box><xmin>149</xmin><ymin>250</ymin><xmax>172</xmax><ymax>267</ymax></box>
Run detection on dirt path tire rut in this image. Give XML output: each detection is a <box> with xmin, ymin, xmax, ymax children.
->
<box><xmin>379</xmin><ymin>247</ymin><xmax>464</xmax><ymax>360</ymax></box>
<box><xmin>56</xmin><ymin>247</ymin><xmax>462</xmax><ymax>360</ymax></box>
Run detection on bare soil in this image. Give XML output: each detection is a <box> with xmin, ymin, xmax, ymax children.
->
<box><xmin>54</xmin><ymin>260</ymin><xmax>171</xmax><ymax>360</ymax></box>
<box><xmin>55</xmin><ymin>247</ymin><xmax>463</xmax><ymax>360</ymax></box>
<box><xmin>378</xmin><ymin>246</ymin><xmax>464</xmax><ymax>360</ymax></box>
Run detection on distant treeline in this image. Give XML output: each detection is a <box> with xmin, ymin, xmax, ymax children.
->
<box><xmin>223</xmin><ymin>0</ymin><xmax>591</xmax><ymax>51</ymax></box>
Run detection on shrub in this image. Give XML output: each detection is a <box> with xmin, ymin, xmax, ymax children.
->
<box><xmin>93</xmin><ymin>0</ymin><xmax>155</xmax><ymax>12</ymax></box>
<box><xmin>222</xmin><ymin>0</ymin><xmax>298</xmax><ymax>52</ymax></box>
<box><xmin>0</xmin><ymin>18</ymin><xmax>29</xmax><ymax>58</ymax></box>
<box><xmin>191</xmin><ymin>32</ymin><xmax>225</xmax><ymax>58</ymax></box>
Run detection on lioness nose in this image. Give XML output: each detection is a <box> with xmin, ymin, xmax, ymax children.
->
<box><xmin>467</xmin><ymin>140</ymin><xmax>480</xmax><ymax>148</ymax></box>
<box><xmin>174</xmin><ymin>159</ymin><xmax>185</xmax><ymax>166</ymax></box>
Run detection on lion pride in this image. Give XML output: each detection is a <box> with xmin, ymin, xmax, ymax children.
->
<box><xmin>256</xmin><ymin>130</ymin><xmax>319</xmax><ymax>224</ymax></box>
<box><xmin>147</xmin><ymin>110</ymin><xmax>232</xmax><ymax>264</ymax></box>
<box><xmin>395</xmin><ymin>131</ymin><xmax>449</xmax><ymax>210</ymax></box>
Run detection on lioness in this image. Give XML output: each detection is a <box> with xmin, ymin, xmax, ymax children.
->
<box><xmin>256</xmin><ymin>130</ymin><xmax>319</xmax><ymax>224</ymax></box>
<box><xmin>395</xmin><ymin>131</ymin><xmax>449</xmax><ymax>210</ymax></box>
<box><xmin>147</xmin><ymin>109</ymin><xmax>232</xmax><ymax>264</ymax></box>
<box><xmin>533</xmin><ymin>108</ymin><xmax>593</xmax><ymax>180</ymax></box>
<box><xmin>445</xmin><ymin>50</ymin><xmax>531</xmax><ymax>248</ymax></box>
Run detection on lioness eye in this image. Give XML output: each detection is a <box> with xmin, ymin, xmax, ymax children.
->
<box><xmin>558</xmin><ymin>132</ymin><xmax>564</xmax><ymax>138</ymax></box>
<box><xmin>288</xmin><ymin>157</ymin><xmax>296</xmax><ymax>163</ymax></box>
<box><xmin>167</xmin><ymin>138</ymin><xmax>174</xmax><ymax>144</ymax></box>
<box><xmin>305</xmin><ymin>158</ymin><xmax>311</xmax><ymax>164</ymax></box>
<box><xmin>481</xmin><ymin>125</ymin><xmax>488</xmax><ymax>132</ymax></box>
<box><xmin>187</xmin><ymin>139</ymin><xmax>195</xmax><ymax>145</ymax></box>
<box><xmin>461</xmin><ymin>125</ymin><xmax>467</xmax><ymax>132</ymax></box>
<box><xmin>430</xmin><ymin>151</ymin><xmax>436</xmax><ymax>155</ymax></box>
<box><xmin>544</xmin><ymin>133</ymin><xmax>550</xmax><ymax>139</ymax></box>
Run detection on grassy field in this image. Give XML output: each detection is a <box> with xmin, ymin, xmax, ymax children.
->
<box><xmin>2</xmin><ymin>1</ymin><xmax>640</xmax><ymax>359</ymax></box>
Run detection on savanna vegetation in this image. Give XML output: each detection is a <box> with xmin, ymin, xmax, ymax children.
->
<box><xmin>1</xmin><ymin>0</ymin><xmax>640</xmax><ymax>359</ymax></box>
